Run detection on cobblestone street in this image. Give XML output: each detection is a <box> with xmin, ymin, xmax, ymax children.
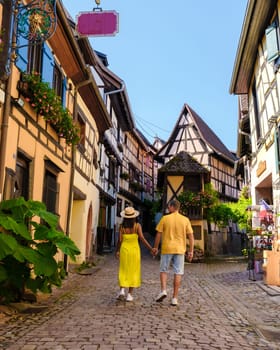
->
<box><xmin>1</xmin><ymin>253</ymin><xmax>280</xmax><ymax>350</ymax></box>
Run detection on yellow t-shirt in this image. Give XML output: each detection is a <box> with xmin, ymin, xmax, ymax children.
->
<box><xmin>156</xmin><ymin>212</ymin><xmax>193</xmax><ymax>254</ymax></box>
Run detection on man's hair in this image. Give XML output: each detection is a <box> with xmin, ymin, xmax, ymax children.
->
<box><xmin>168</xmin><ymin>199</ymin><xmax>180</xmax><ymax>210</ymax></box>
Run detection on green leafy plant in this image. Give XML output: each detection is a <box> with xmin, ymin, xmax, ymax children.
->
<box><xmin>129</xmin><ymin>181</ymin><xmax>144</xmax><ymax>192</ymax></box>
<box><xmin>205</xmin><ymin>187</ymin><xmax>252</xmax><ymax>228</ymax></box>
<box><xmin>120</xmin><ymin>172</ymin><xmax>129</xmax><ymax>180</ymax></box>
<box><xmin>0</xmin><ymin>197</ymin><xmax>80</xmax><ymax>303</ymax></box>
<box><xmin>241</xmin><ymin>248</ymin><xmax>256</xmax><ymax>257</ymax></box>
<box><xmin>178</xmin><ymin>183</ymin><xmax>218</xmax><ymax>212</ymax></box>
<box><xmin>20</xmin><ymin>72</ymin><xmax>79</xmax><ymax>145</ymax></box>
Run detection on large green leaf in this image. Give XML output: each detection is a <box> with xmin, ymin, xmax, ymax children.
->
<box><xmin>0</xmin><ymin>233</ymin><xmax>18</xmax><ymax>259</ymax></box>
<box><xmin>36</xmin><ymin>210</ymin><xmax>59</xmax><ymax>228</ymax></box>
<box><xmin>36</xmin><ymin>242</ymin><xmax>57</xmax><ymax>257</ymax></box>
<box><xmin>56</xmin><ymin>237</ymin><xmax>80</xmax><ymax>261</ymax></box>
<box><xmin>0</xmin><ymin>197</ymin><xmax>26</xmax><ymax>211</ymax></box>
<box><xmin>33</xmin><ymin>255</ymin><xmax>57</xmax><ymax>277</ymax></box>
<box><xmin>0</xmin><ymin>214</ymin><xmax>31</xmax><ymax>240</ymax></box>
<box><xmin>27</xmin><ymin>200</ymin><xmax>58</xmax><ymax>228</ymax></box>
<box><xmin>14</xmin><ymin>246</ymin><xmax>42</xmax><ymax>264</ymax></box>
<box><xmin>33</xmin><ymin>224</ymin><xmax>51</xmax><ymax>240</ymax></box>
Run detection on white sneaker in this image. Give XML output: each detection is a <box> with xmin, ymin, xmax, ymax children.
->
<box><xmin>116</xmin><ymin>289</ymin><xmax>125</xmax><ymax>301</ymax></box>
<box><xmin>155</xmin><ymin>290</ymin><xmax>167</xmax><ymax>302</ymax></box>
<box><xmin>171</xmin><ymin>298</ymin><xmax>178</xmax><ymax>306</ymax></box>
<box><xmin>126</xmin><ymin>293</ymin><xmax>133</xmax><ymax>302</ymax></box>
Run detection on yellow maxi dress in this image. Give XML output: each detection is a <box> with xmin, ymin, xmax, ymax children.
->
<box><xmin>119</xmin><ymin>227</ymin><xmax>141</xmax><ymax>288</ymax></box>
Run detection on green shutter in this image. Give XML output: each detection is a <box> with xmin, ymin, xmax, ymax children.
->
<box><xmin>266</xmin><ymin>23</ymin><xmax>279</xmax><ymax>63</ymax></box>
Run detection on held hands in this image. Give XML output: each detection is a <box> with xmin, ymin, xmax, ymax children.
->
<box><xmin>186</xmin><ymin>251</ymin><xmax>194</xmax><ymax>262</ymax></box>
<box><xmin>151</xmin><ymin>247</ymin><xmax>158</xmax><ymax>257</ymax></box>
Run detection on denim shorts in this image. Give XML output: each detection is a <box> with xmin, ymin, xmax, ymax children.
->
<box><xmin>159</xmin><ymin>254</ymin><xmax>185</xmax><ymax>275</ymax></box>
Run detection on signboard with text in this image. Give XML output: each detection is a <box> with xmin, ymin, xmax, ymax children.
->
<box><xmin>76</xmin><ymin>11</ymin><xmax>119</xmax><ymax>37</ymax></box>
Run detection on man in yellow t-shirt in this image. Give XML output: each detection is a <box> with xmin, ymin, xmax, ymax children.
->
<box><xmin>153</xmin><ymin>199</ymin><xmax>194</xmax><ymax>306</ymax></box>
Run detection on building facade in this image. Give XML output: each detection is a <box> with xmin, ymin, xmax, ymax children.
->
<box><xmin>230</xmin><ymin>0</ymin><xmax>280</xmax><ymax>285</ymax></box>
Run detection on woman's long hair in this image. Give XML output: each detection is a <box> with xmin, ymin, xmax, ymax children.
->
<box><xmin>122</xmin><ymin>217</ymin><xmax>137</xmax><ymax>229</ymax></box>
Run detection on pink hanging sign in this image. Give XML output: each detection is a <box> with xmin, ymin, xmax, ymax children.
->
<box><xmin>76</xmin><ymin>11</ymin><xmax>119</xmax><ymax>37</ymax></box>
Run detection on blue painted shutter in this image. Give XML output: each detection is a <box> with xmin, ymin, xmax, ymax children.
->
<box><xmin>16</xmin><ymin>37</ymin><xmax>29</xmax><ymax>72</ymax></box>
<box><xmin>42</xmin><ymin>44</ymin><xmax>54</xmax><ymax>84</ymax></box>
<box><xmin>61</xmin><ymin>77</ymin><xmax>67</xmax><ymax>107</ymax></box>
<box><xmin>266</xmin><ymin>23</ymin><xmax>279</xmax><ymax>63</ymax></box>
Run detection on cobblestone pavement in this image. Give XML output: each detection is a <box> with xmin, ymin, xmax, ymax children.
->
<box><xmin>0</xmin><ymin>253</ymin><xmax>280</xmax><ymax>350</ymax></box>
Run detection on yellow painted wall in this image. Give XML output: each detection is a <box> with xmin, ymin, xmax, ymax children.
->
<box><xmin>166</xmin><ymin>175</ymin><xmax>205</xmax><ymax>251</ymax></box>
<box><xmin>4</xmin><ymin>66</ymin><xmax>72</xmax><ymax>235</ymax></box>
<box><xmin>69</xmin><ymin>93</ymin><xmax>101</xmax><ymax>263</ymax></box>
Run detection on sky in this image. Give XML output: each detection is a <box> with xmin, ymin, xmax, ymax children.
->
<box><xmin>62</xmin><ymin>0</ymin><xmax>248</xmax><ymax>152</ymax></box>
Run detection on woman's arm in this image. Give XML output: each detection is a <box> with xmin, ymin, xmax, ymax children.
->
<box><xmin>115</xmin><ymin>230</ymin><xmax>122</xmax><ymax>259</ymax></box>
<box><xmin>136</xmin><ymin>223</ymin><xmax>155</xmax><ymax>253</ymax></box>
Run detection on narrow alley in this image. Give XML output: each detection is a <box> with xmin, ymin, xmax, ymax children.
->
<box><xmin>1</xmin><ymin>252</ymin><xmax>280</xmax><ymax>350</ymax></box>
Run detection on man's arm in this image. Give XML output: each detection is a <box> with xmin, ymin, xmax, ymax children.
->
<box><xmin>186</xmin><ymin>231</ymin><xmax>194</xmax><ymax>261</ymax></box>
<box><xmin>153</xmin><ymin>231</ymin><xmax>162</xmax><ymax>256</ymax></box>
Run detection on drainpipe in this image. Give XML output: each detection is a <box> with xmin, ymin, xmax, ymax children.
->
<box><xmin>0</xmin><ymin>3</ymin><xmax>16</xmax><ymax>200</ymax></box>
<box><xmin>103</xmin><ymin>81</ymin><xmax>124</xmax><ymax>100</ymax></box>
<box><xmin>0</xmin><ymin>70</ymin><xmax>12</xmax><ymax>200</ymax></box>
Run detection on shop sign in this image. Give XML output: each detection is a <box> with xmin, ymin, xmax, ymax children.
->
<box><xmin>76</xmin><ymin>11</ymin><xmax>119</xmax><ymax>37</ymax></box>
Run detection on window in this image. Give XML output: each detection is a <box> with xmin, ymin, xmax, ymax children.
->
<box><xmin>15</xmin><ymin>154</ymin><xmax>30</xmax><ymax>200</ymax></box>
<box><xmin>117</xmin><ymin>198</ymin><xmax>122</xmax><ymax>217</ymax></box>
<box><xmin>53</xmin><ymin>64</ymin><xmax>67</xmax><ymax>106</ymax></box>
<box><xmin>184</xmin><ymin>175</ymin><xmax>201</xmax><ymax>192</ymax></box>
<box><xmin>108</xmin><ymin>158</ymin><xmax>116</xmax><ymax>187</ymax></box>
<box><xmin>3</xmin><ymin>153</ymin><xmax>30</xmax><ymax>200</ymax></box>
<box><xmin>42</xmin><ymin>160</ymin><xmax>60</xmax><ymax>214</ymax></box>
<box><xmin>16</xmin><ymin>42</ymin><xmax>66</xmax><ymax>106</ymax></box>
<box><xmin>77</xmin><ymin>113</ymin><xmax>86</xmax><ymax>150</ymax></box>
<box><xmin>252</xmin><ymin>80</ymin><xmax>261</xmax><ymax>142</ymax></box>
<box><xmin>28</xmin><ymin>42</ymin><xmax>43</xmax><ymax>73</ymax></box>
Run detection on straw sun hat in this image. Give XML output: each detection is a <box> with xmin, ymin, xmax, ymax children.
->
<box><xmin>120</xmin><ymin>206</ymin><xmax>139</xmax><ymax>218</ymax></box>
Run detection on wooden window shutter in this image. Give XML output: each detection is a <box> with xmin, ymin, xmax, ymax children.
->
<box><xmin>266</xmin><ymin>23</ymin><xmax>279</xmax><ymax>63</ymax></box>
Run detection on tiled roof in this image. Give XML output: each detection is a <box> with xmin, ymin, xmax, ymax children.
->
<box><xmin>185</xmin><ymin>104</ymin><xmax>237</xmax><ymax>162</ymax></box>
<box><xmin>159</xmin><ymin>151</ymin><xmax>209</xmax><ymax>174</ymax></box>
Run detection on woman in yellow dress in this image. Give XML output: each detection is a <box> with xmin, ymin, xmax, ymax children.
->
<box><xmin>115</xmin><ymin>207</ymin><xmax>154</xmax><ymax>301</ymax></box>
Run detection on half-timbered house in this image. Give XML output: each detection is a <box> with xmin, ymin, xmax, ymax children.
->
<box><xmin>0</xmin><ymin>1</ymin><xmax>112</xmax><ymax>265</ymax></box>
<box><xmin>117</xmin><ymin>127</ymin><xmax>157</xmax><ymax>234</ymax></box>
<box><xmin>230</xmin><ymin>0</ymin><xmax>279</xmax><ymax>209</ymax></box>
<box><xmin>155</xmin><ymin>103</ymin><xmax>240</xmax><ymax>253</ymax></box>
<box><xmin>156</xmin><ymin>103</ymin><xmax>239</xmax><ymax>203</ymax></box>
<box><xmin>230</xmin><ymin>0</ymin><xmax>280</xmax><ymax>285</ymax></box>
<box><xmin>157</xmin><ymin>151</ymin><xmax>210</xmax><ymax>251</ymax></box>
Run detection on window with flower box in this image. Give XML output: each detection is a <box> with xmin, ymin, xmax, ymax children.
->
<box><xmin>16</xmin><ymin>41</ymin><xmax>66</xmax><ymax>106</ymax></box>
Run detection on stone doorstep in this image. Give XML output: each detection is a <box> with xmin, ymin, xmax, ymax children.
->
<box><xmin>9</xmin><ymin>302</ymin><xmax>48</xmax><ymax>314</ymax></box>
<box><xmin>256</xmin><ymin>281</ymin><xmax>280</xmax><ymax>296</ymax></box>
<box><xmin>0</xmin><ymin>303</ymin><xmax>48</xmax><ymax>318</ymax></box>
<box><xmin>256</xmin><ymin>325</ymin><xmax>280</xmax><ymax>342</ymax></box>
<box><xmin>77</xmin><ymin>266</ymin><xmax>101</xmax><ymax>275</ymax></box>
